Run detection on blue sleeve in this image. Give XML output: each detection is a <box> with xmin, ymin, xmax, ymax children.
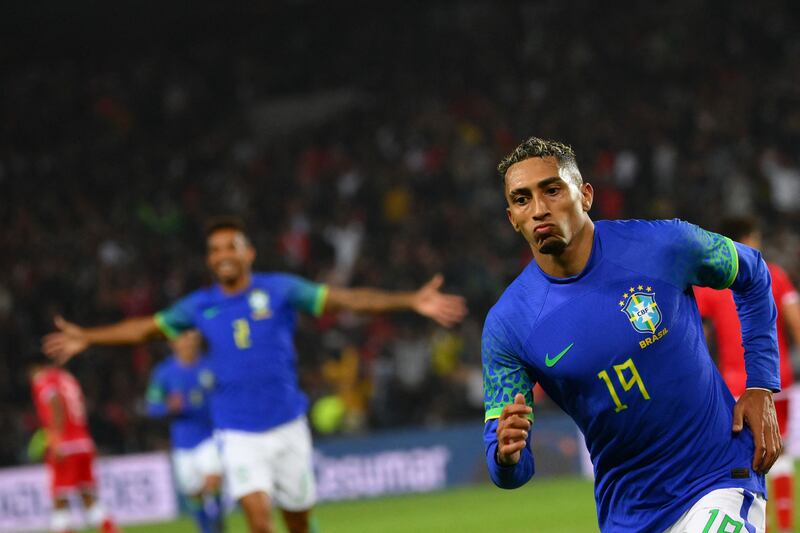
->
<box><xmin>145</xmin><ymin>365</ymin><xmax>169</xmax><ymax>418</ymax></box>
<box><xmin>154</xmin><ymin>293</ymin><xmax>199</xmax><ymax>340</ymax></box>
<box><xmin>729</xmin><ymin>242</ymin><xmax>780</xmax><ymax>391</ymax></box>
<box><xmin>482</xmin><ymin>313</ymin><xmax>535</xmax><ymax>488</ymax></box>
<box><xmin>484</xmin><ymin>419</ymin><xmax>534</xmax><ymax>489</ymax></box>
<box><xmin>666</xmin><ymin>220</ymin><xmax>779</xmax><ymax>390</ymax></box>
<box><xmin>279</xmin><ymin>274</ymin><xmax>328</xmax><ymax>317</ymax></box>
<box><xmin>668</xmin><ymin>220</ymin><xmax>739</xmax><ymax>290</ymax></box>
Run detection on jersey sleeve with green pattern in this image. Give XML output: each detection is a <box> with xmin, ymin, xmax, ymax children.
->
<box><xmin>482</xmin><ymin>313</ymin><xmax>534</xmax><ymax>422</ymax></box>
<box><xmin>671</xmin><ymin>220</ymin><xmax>739</xmax><ymax>290</ymax></box>
<box><xmin>279</xmin><ymin>274</ymin><xmax>328</xmax><ymax>317</ymax></box>
<box><xmin>144</xmin><ymin>363</ymin><xmax>169</xmax><ymax>418</ymax></box>
<box><xmin>154</xmin><ymin>293</ymin><xmax>200</xmax><ymax>340</ymax></box>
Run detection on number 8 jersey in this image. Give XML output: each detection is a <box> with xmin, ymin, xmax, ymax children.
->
<box><xmin>155</xmin><ymin>273</ymin><xmax>327</xmax><ymax>432</ymax></box>
<box><xmin>482</xmin><ymin>219</ymin><xmax>779</xmax><ymax>532</ymax></box>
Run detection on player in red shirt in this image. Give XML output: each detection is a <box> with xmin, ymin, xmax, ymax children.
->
<box><xmin>695</xmin><ymin>216</ymin><xmax>800</xmax><ymax>533</ymax></box>
<box><xmin>29</xmin><ymin>355</ymin><xmax>120</xmax><ymax>533</ymax></box>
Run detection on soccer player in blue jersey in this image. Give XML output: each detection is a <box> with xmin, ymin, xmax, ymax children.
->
<box><xmin>483</xmin><ymin>137</ymin><xmax>782</xmax><ymax>532</ymax></box>
<box><xmin>43</xmin><ymin>216</ymin><xmax>467</xmax><ymax>533</ymax></box>
<box><xmin>146</xmin><ymin>330</ymin><xmax>223</xmax><ymax>533</ymax></box>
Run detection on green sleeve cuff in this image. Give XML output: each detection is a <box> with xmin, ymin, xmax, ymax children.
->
<box><xmin>312</xmin><ymin>285</ymin><xmax>329</xmax><ymax>317</ymax></box>
<box><xmin>484</xmin><ymin>408</ymin><xmax>534</xmax><ymax>423</ymax></box>
<box><xmin>720</xmin><ymin>237</ymin><xmax>739</xmax><ymax>289</ymax></box>
<box><xmin>154</xmin><ymin>313</ymin><xmax>180</xmax><ymax>340</ymax></box>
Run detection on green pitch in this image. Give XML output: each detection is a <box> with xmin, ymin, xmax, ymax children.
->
<box><xmin>125</xmin><ymin>477</ymin><xmax>598</xmax><ymax>532</ymax></box>
<box><xmin>121</xmin><ymin>472</ymin><xmax>799</xmax><ymax>532</ymax></box>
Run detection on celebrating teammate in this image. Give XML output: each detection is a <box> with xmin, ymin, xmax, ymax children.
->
<box><xmin>43</xmin><ymin>216</ymin><xmax>467</xmax><ymax>533</ymax></box>
<box><xmin>695</xmin><ymin>215</ymin><xmax>800</xmax><ymax>533</ymax></box>
<box><xmin>483</xmin><ymin>138</ymin><xmax>780</xmax><ymax>532</ymax></box>
<box><xmin>29</xmin><ymin>355</ymin><xmax>120</xmax><ymax>533</ymax></box>
<box><xmin>145</xmin><ymin>330</ymin><xmax>223</xmax><ymax>533</ymax></box>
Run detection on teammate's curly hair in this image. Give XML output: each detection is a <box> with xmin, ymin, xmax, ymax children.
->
<box><xmin>497</xmin><ymin>137</ymin><xmax>583</xmax><ymax>186</ymax></box>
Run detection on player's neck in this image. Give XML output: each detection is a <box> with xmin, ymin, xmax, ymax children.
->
<box><xmin>533</xmin><ymin>219</ymin><xmax>595</xmax><ymax>278</ymax></box>
<box><xmin>219</xmin><ymin>272</ymin><xmax>252</xmax><ymax>295</ymax></box>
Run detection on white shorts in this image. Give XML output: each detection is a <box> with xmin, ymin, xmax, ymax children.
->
<box><xmin>665</xmin><ymin>488</ymin><xmax>766</xmax><ymax>533</ymax></box>
<box><xmin>172</xmin><ymin>437</ymin><xmax>223</xmax><ymax>495</ymax></box>
<box><xmin>216</xmin><ymin>416</ymin><xmax>316</xmax><ymax>510</ymax></box>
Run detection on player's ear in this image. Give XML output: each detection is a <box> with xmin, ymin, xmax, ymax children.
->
<box><xmin>580</xmin><ymin>183</ymin><xmax>594</xmax><ymax>212</ymax></box>
<box><xmin>506</xmin><ymin>208</ymin><xmax>520</xmax><ymax>232</ymax></box>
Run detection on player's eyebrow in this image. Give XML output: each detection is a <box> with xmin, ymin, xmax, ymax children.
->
<box><xmin>535</xmin><ymin>176</ymin><xmax>564</xmax><ymax>189</ymax></box>
<box><xmin>508</xmin><ymin>176</ymin><xmax>563</xmax><ymax>198</ymax></box>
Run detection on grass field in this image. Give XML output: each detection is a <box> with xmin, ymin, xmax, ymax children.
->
<box><xmin>117</xmin><ymin>472</ymin><xmax>799</xmax><ymax>532</ymax></box>
<box><xmin>124</xmin><ymin>477</ymin><xmax>597</xmax><ymax>532</ymax></box>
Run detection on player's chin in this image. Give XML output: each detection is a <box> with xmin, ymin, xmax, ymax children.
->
<box><xmin>537</xmin><ymin>237</ymin><xmax>567</xmax><ymax>255</ymax></box>
<box><xmin>213</xmin><ymin>267</ymin><xmax>240</xmax><ymax>283</ymax></box>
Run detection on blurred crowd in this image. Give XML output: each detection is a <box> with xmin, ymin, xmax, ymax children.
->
<box><xmin>1</xmin><ymin>1</ymin><xmax>799</xmax><ymax>465</ymax></box>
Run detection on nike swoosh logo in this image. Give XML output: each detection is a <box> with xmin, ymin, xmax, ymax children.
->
<box><xmin>203</xmin><ymin>307</ymin><xmax>220</xmax><ymax>319</ymax></box>
<box><xmin>545</xmin><ymin>343</ymin><xmax>574</xmax><ymax>367</ymax></box>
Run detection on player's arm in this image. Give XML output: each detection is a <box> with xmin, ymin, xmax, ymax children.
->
<box><xmin>42</xmin><ymin>315</ymin><xmax>162</xmax><ymax>363</ymax></box>
<box><xmin>482</xmin><ymin>316</ymin><xmax>535</xmax><ymax>489</ymax></box>
<box><xmin>681</xmin><ymin>221</ymin><xmax>781</xmax><ymax>474</ymax></box>
<box><xmin>43</xmin><ymin>294</ymin><xmax>198</xmax><ymax>363</ymax></box>
<box><xmin>46</xmin><ymin>391</ymin><xmax>66</xmax><ymax>454</ymax></box>
<box><xmin>772</xmin><ymin>267</ymin><xmax>800</xmax><ymax>348</ymax></box>
<box><xmin>289</xmin><ymin>273</ymin><xmax>467</xmax><ymax>328</ymax></box>
<box><xmin>326</xmin><ymin>274</ymin><xmax>467</xmax><ymax>327</ymax></box>
<box><xmin>144</xmin><ymin>370</ymin><xmax>171</xmax><ymax>418</ymax></box>
<box><xmin>781</xmin><ymin>296</ymin><xmax>800</xmax><ymax>347</ymax></box>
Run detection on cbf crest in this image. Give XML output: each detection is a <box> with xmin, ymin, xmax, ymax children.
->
<box><xmin>248</xmin><ymin>289</ymin><xmax>272</xmax><ymax>320</ymax></box>
<box><xmin>619</xmin><ymin>285</ymin><xmax>662</xmax><ymax>334</ymax></box>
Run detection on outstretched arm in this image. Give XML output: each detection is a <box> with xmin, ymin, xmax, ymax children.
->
<box><xmin>324</xmin><ymin>274</ymin><xmax>467</xmax><ymax>328</ymax></box>
<box><xmin>42</xmin><ymin>315</ymin><xmax>162</xmax><ymax>364</ymax></box>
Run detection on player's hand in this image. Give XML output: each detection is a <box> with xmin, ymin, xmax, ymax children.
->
<box><xmin>496</xmin><ymin>393</ymin><xmax>532</xmax><ymax>466</ymax></box>
<box><xmin>411</xmin><ymin>274</ymin><xmax>467</xmax><ymax>328</ymax></box>
<box><xmin>732</xmin><ymin>388</ymin><xmax>783</xmax><ymax>475</ymax></box>
<box><xmin>42</xmin><ymin>316</ymin><xmax>89</xmax><ymax>364</ymax></box>
<box><xmin>166</xmin><ymin>393</ymin><xmax>184</xmax><ymax>414</ymax></box>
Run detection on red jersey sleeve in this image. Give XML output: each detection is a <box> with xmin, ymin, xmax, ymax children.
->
<box><xmin>694</xmin><ymin>286</ymin><xmax>715</xmax><ymax>317</ymax></box>
<box><xmin>31</xmin><ymin>369</ymin><xmax>93</xmax><ymax>451</ymax></box>
<box><xmin>769</xmin><ymin>263</ymin><xmax>799</xmax><ymax>308</ymax></box>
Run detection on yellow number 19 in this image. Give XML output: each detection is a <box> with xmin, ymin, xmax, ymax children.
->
<box><xmin>597</xmin><ymin>358</ymin><xmax>650</xmax><ymax>413</ymax></box>
<box><xmin>232</xmin><ymin>319</ymin><xmax>252</xmax><ymax>349</ymax></box>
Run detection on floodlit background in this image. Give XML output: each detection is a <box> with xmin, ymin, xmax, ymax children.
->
<box><xmin>1</xmin><ymin>1</ymin><xmax>799</xmax><ymax>531</ymax></box>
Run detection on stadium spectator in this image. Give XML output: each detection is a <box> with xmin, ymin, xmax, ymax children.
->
<box><xmin>145</xmin><ymin>330</ymin><xmax>223</xmax><ymax>533</ymax></box>
<box><xmin>42</xmin><ymin>216</ymin><xmax>466</xmax><ymax>533</ymax></box>
<box><xmin>695</xmin><ymin>215</ymin><xmax>800</xmax><ymax>533</ymax></box>
<box><xmin>484</xmin><ymin>138</ymin><xmax>779</xmax><ymax>531</ymax></box>
<box><xmin>29</xmin><ymin>355</ymin><xmax>120</xmax><ymax>533</ymax></box>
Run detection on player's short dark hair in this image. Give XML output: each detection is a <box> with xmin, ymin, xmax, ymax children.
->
<box><xmin>719</xmin><ymin>215</ymin><xmax>759</xmax><ymax>242</ymax></box>
<box><xmin>497</xmin><ymin>137</ymin><xmax>583</xmax><ymax>186</ymax></box>
<box><xmin>204</xmin><ymin>215</ymin><xmax>249</xmax><ymax>239</ymax></box>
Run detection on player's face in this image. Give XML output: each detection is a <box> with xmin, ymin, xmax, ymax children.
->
<box><xmin>504</xmin><ymin>156</ymin><xmax>593</xmax><ymax>255</ymax></box>
<box><xmin>171</xmin><ymin>330</ymin><xmax>203</xmax><ymax>364</ymax></box>
<box><xmin>206</xmin><ymin>229</ymin><xmax>256</xmax><ymax>284</ymax></box>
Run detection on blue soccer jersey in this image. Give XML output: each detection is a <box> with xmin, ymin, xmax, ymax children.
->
<box><xmin>482</xmin><ymin>219</ymin><xmax>779</xmax><ymax>532</ymax></box>
<box><xmin>146</xmin><ymin>355</ymin><xmax>215</xmax><ymax>450</ymax></box>
<box><xmin>154</xmin><ymin>273</ymin><xmax>327</xmax><ymax>432</ymax></box>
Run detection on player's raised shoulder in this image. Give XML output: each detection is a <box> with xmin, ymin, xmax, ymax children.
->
<box><xmin>596</xmin><ymin>218</ymin><xmax>690</xmax><ymax>242</ymax></box>
<box><xmin>484</xmin><ymin>270</ymin><xmax>546</xmax><ymax>347</ymax></box>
